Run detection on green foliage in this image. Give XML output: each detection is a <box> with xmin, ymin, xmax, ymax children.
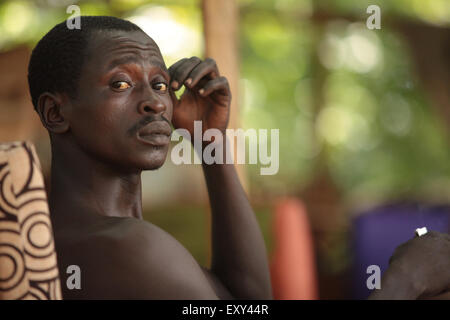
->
<box><xmin>239</xmin><ymin>1</ymin><xmax>450</xmax><ymax>204</ymax></box>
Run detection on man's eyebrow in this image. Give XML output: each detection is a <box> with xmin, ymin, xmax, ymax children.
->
<box><xmin>107</xmin><ymin>55</ymin><xmax>169</xmax><ymax>76</ymax></box>
<box><xmin>107</xmin><ymin>55</ymin><xmax>140</xmax><ymax>70</ymax></box>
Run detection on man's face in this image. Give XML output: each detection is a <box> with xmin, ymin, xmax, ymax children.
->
<box><xmin>66</xmin><ymin>30</ymin><xmax>173</xmax><ymax>172</ymax></box>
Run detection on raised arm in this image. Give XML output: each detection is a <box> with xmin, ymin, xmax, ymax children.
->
<box><xmin>169</xmin><ymin>57</ymin><xmax>273</xmax><ymax>299</ymax></box>
<box><xmin>202</xmin><ymin>144</ymin><xmax>273</xmax><ymax>299</ymax></box>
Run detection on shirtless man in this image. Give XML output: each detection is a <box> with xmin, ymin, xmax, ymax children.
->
<box><xmin>28</xmin><ymin>16</ymin><xmax>272</xmax><ymax>299</ymax></box>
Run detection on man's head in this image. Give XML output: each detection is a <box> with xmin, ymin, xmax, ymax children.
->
<box><xmin>28</xmin><ymin>16</ymin><xmax>173</xmax><ymax>172</ymax></box>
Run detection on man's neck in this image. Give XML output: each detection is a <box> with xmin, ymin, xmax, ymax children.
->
<box><xmin>48</xmin><ymin>143</ymin><xmax>144</xmax><ymax>229</ymax></box>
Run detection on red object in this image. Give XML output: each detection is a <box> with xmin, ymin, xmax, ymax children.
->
<box><xmin>270</xmin><ymin>198</ymin><xmax>318</xmax><ymax>299</ymax></box>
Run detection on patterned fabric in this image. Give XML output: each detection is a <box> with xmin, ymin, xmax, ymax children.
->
<box><xmin>0</xmin><ymin>141</ymin><xmax>61</xmax><ymax>300</ymax></box>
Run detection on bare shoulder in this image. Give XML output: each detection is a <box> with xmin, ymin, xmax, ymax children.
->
<box><xmin>57</xmin><ymin>217</ymin><xmax>218</xmax><ymax>299</ymax></box>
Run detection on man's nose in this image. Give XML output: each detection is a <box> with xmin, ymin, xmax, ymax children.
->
<box><xmin>137</xmin><ymin>93</ymin><xmax>166</xmax><ymax>115</ymax></box>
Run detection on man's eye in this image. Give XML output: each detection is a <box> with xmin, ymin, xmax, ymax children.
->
<box><xmin>153</xmin><ymin>82</ymin><xmax>168</xmax><ymax>93</ymax></box>
<box><xmin>111</xmin><ymin>81</ymin><xmax>131</xmax><ymax>90</ymax></box>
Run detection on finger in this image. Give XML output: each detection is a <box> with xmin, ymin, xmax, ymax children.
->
<box><xmin>169</xmin><ymin>87</ymin><xmax>179</xmax><ymax>108</ymax></box>
<box><xmin>198</xmin><ymin>76</ymin><xmax>230</xmax><ymax>98</ymax></box>
<box><xmin>168</xmin><ymin>58</ymin><xmax>188</xmax><ymax>78</ymax></box>
<box><xmin>185</xmin><ymin>58</ymin><xmax>219</xmax><ymax>89</ymax></box>
<box><xmin>168</xmin><ymin>58</ymin><xmax>191</xmax><ymax>90</ymax></box>
<box><xmin>169</xmin><ymin>57</ymin><xmax>202</xmax><ymax>90</ymax></box>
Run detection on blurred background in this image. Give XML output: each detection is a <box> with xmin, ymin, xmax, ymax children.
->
<box><xmin>0</xmin><ymin>0</ymin><xmax>449</xmax><ymax>299</ymax></box>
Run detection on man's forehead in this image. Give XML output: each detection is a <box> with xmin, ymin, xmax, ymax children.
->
<box><xmin>87</xmin><ymin>30</ymin><xmax>166</xmax><ymax>69</ymax></box>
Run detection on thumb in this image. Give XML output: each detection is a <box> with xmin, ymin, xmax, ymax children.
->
<box><xmin>169</xmin><ymin>88</ymin><xmax>179</xmax><ymax>109</ymax></box>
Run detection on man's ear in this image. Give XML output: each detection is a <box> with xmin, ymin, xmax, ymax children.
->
<box><xmin>36</xmin><ymin>92</ymin><xmax>70</xmax><ymax>134</ymax></box>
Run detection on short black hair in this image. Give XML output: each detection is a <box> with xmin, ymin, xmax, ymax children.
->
<box><xmin>28</xmin><ymin>16</ymin><xmax>143</xmax><ymax>110</ymax></box>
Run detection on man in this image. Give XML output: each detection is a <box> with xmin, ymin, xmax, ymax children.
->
<box><xmin>28</xmin><ymin>16</ymin><xmax>272</xmax><ymax>299</ymax></box>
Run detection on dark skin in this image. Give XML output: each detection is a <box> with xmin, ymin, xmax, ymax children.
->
<box><xmin>369</xmin><ymin>231</ymin><xmax>450</xmax><ymax>300</ymax></box>
<box><xmin>37</xmin><ymin>30</ymin><xmax>272</xmax><ymax>299</ymax></box>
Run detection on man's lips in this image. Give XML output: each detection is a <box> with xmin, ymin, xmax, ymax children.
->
<box><xmin>136</xmin><ymin>121</ymin><xmax>172</xmax><ymax>146</ymax></box>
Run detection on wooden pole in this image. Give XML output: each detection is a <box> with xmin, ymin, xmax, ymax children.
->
<box><xmin>201</xmin><ymin>0</ymin><xmax>247</xmax><ymax>189</ymax></box>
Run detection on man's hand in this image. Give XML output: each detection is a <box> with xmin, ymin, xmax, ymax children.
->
<box><xmin>370</xmin><ymin>231</ymin><xmax>450</xmax><ymax>300</ymax></box>
<box><xmin>388</xmin><ymin>231</ymin><xmax>450</xmax><ymax>299</ymax></box>
<box><xmin>168</xmin><ymin>57</ymin><xmax>231</xmax><ymax>143</ymax></box>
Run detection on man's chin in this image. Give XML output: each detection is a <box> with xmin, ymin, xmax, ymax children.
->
<box><xmin>120</xmin><ymin>144</ymin><xmax>169</xmax><ymax>171</ymax></box>
<box><xmin>142</xmin><ymin>161</ymin><xmax>165</xmax><ymax>171</ymax></box>
<box><xmin>139</xmin><ymin>150</ymin><xmax>169</xmax><ymax>171</ymax></box>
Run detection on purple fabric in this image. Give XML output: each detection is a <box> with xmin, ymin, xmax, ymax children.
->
<box><xmin>351</xmin><ymin>203</ymin><xmax>450</xmax><ymax>299</ymax></box>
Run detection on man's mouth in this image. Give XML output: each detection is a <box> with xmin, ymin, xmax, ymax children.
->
<box><xmin>136</xmin><ymin>121</ymin><xmax>172</xmax><ymax>147</ymax></box>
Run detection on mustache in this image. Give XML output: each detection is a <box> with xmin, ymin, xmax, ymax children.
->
<box><xmin>127</xmin><ymin>115</ymin><xmax>172</xmax><ymax>136</ymax></box>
